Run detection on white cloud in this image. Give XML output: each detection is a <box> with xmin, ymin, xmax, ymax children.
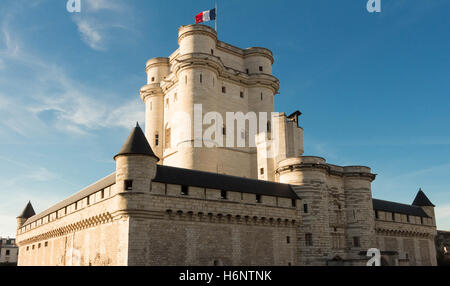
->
<box><xmin>436</xmin><ymin>204</ymin><xmax>450</xmax><ymax>230</ymax></box>
<box><xmin>85</xmin><ymin>0</ymin><xmax>125</xmax><ymax>12</ymax></box>
<box><xmin>74</xmin><ymin>18</ymin><xmax>104</xmax><ymax>51</ymax></box>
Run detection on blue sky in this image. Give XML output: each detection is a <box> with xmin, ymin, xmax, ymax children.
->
<box><xmin>0</xmin><ymin>0</ymin><xmax>449</xmax><ymax>237</ymax></box>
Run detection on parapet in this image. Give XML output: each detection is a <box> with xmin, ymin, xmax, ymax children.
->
<box><xmin>145</xmin><ymin>57</ymin><xmax>169</xmax><ymax>72</ymax></box>
<box><xmin>178</xmin><ymin>24</ymin><xmax>218</xmax><ymax>44</ymax></box>
<box><xmin>244</xmin><ymin>47</ymin><xmax>274</xmax><ymax>64</ymax></box>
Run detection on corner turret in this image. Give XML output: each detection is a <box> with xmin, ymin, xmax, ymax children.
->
<box><xmin>113</xmin><ymin>123</ymin><xmax>159</xmax><ymax>212</ymax></box>
<box><xmin>413</xmin><ymin>188</ymin><xmax>436</xmax><ymax>226</ymax></box>
<box><xmin>16</xmin><ymin>201</ymin><xmax>35</xmax><ymax>229</ymax></box>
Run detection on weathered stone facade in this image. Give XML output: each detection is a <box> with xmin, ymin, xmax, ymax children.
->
<box><xmin>15</xmin><ymin>24</ymin><xmax>438</xmax><ymax>266</ymax></box>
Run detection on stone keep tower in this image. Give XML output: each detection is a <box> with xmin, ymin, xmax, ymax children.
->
<box><xmin>140</xmin><ymin>24</ymin><xmax>281</xmax><ymax>179</ymax></box>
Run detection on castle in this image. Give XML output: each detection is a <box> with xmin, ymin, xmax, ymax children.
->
<box><xmin>15</xmin><ymin>24</ymin><xmax>437</xmax><ymax>266</ymax></box>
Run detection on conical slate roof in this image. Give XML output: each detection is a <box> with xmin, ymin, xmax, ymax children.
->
<box><xmin>114</xmin><ymin>123</ymin><xmax>158</xmax><ymax>160</ymax></box>
<box><xmin>17</xmin><ymin>201</ymin><xmax>36</xmax><ymax>219</ymax></box>
<box><xmin>412</xmin><ymin>189</ymin><xmax>435</xmax><ymax>207</ymax></box>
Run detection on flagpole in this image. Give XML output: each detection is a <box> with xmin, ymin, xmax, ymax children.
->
<box><xmin>215</xmin><ymin>1</ymin><xmax>218</xmax><ymax>32</ymax></box>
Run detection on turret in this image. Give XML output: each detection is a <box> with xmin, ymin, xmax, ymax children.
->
<box><xmin>16</xmin><ymin>201</ymin><xmax>35</xmax><ymax>229</ymax></box>
<box><xmin>412</xmin><ymin>188</ymin><xmax>436</xmax><ymax>226</ymax></box>
<box><xmin>113</xmin><ymin>123</ymin><xmax>159</xmax><ymax>210</ymax></box>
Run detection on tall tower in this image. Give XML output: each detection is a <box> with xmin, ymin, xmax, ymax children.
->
<box><xmin>140</xmin><ymin>24</ymin><xmax>280</xmax><ymax>179</ymax></box>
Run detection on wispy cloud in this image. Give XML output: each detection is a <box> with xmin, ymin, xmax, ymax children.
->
<box><xmin>0</xmin><ymin>4</ymin><xmax>143</xmax><ymax>139</ymax></box>
<box><xmin>71</xmin><ymin>0</ymin><xmax>133</xmax><ymax>51</ymax></box>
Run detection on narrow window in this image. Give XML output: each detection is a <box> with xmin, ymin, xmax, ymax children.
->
<box><xmin>125</xmin><ymin>180</ymin><xmax>133</xmax><ymax>191</ymax></box>
<box><xmin>222</xmin><ymin>86</ymin><xmax>226</xmax><ymax>94</ymax></box>
<box><xmin>261</xmin><ymin>92</ymin><xmax>263</xmax><ymax>101</ymax></box>
<box><xmin>353</xmin><ymin>237</ymin><xmax>361</xmax><ymax>247</ymax></box>
<box><xmin>174</xmin><ymin>93</ymin><xmax>178</xmax><ymax>102</ymax></box>
<box><xmin>240</xmin><ymin>91</ymin><xmax>244</xmax><ymax>98</ymax></box>
<box><xmin>101</xmin><ymin>189</ymin><xmax>105</xmax><ymax>199</ymax></box>
<box><xmin>150</xmin><ymin>101</ymin><xmax>152</xmax><ymax>111</ymax></box>
<box><xmin>259</xmin><ymin>66</ymin><xmax>263</xmax><ymax>72</ymax></box>
<box><xmin>256</xmin><ymin>194</ymin><xmax>262</xmax><ymax>203</ymax></box>
<box><xmin>181</xmin><ymin>185</ymin><xmax>189</xmax><ymax>196</ymax></box>
<box><xmin>420</xmin><ymin>217</ymin><xmax>424</xmax><ymax>224</ymax></box>
<box><xmin>151</xmin><ymin>77</ymin><xmax>155</xmax><ymax>82</ymax></box>
<box><xmin>211</xmin><ymin>49</ymin><xmax>214</xmax><ymax>55</ymax></box>
<box><xmin>165</xmin><ymin>128</ymin><xmax>171</xmax><ymax>149</ymax></box>
<box><xmin>286</xmin><ymin>236</ymin><xmax>291</xmax><ymax>244</ymax></box>
<box><xmin>64</xmin><ymin>207</ymin><xmax>67</xmax><ymax>215</ymax></box>
<box><xmin>26</xmin><ymin>246</ymin><xmax>29</xmax><ymax>251</ymax></box>
<box><xmin>45</xmin><ymin>242</ymin><xmax>48</xmax><ymax>247</ymax></box>
<box><xmin>166</xmin><ymin>98</ymin><xmax>169</xmax><ymax>108</ymax></box>
<box><xmin>155</xmin><ymin>134</ymin><xmax>159</xmax><ymax>146</ymax></box>
<box><xmin>303</xmin><ymin>204</ymin><xmax>308</xmax><ymax>213</ymax></box>
<box><xmin>200</xmin><ymin>74</ymin><xmax>203</xmax><ymax>83</ymax></box>
<box><xmin>291</xmin><ymin>199</ymin><xmax>296</xmax><ymax>208</ymax></box>
<box><xmin>74</xmin><ymin>202</ymin><xmax>78</xmax><ymax>211</ymax></box>
<box><xmin>305</xmin><ymin>233</ymin><xmax>313</xmax><ymax>246</ymax></box>
<box><xmin>246</xmin><ymin>69</ymin><xmax>249</xmax><ymax>74</ymax></box>
<box><xmin>32</xmin><ymin>245</ymin><xmax>35</xmax><ymax>250</ymax></box>
<box><xmin>260</xmin><ymin>168</ymin><xmax>264</xmax><ymax>175</ymax></box>
<box><xmin>221</xmin><ymin>190</ymin><xmax>227</xmax><ymax>200</ymax></box>
<box><xmin>407</xmin><ymin>215</ymin><xmax>410</xmax><ymax>223</ymax></box>
<box><xmin>375</xmin><ymin>210</ymin><xmax>379</xmax><ymax>219</ymax></box>
<box><xmin>267</xmin><ymin>121</ymin><xmax>271</xmax><ymax>132</ymax></box>
<box><xmin>38</xmin><ymin>243</ymin><xmax>41</xmax><ymax>249</ymax></box>
<box><xmin>87</xmin><ymin>196</ymin><xmax>90</xmax><ymax>206</ymax></box>
<box><xmin>213</xmin><ymin>77</ymin><xmax>215</xmax><ymax>86</ymax></box>
<box><xmin>392</xmin><ymin>212</ymin><xmax>395</xmax><ymax>221</ymax></box>
<box><xmin>222</xmin><ymin>127</ymin><xmax>226</xmax><ymax>135</ymax></box>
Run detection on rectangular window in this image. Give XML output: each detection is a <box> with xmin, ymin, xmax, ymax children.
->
<box><xmin>222</xmin><ymin>127</ymin><xmax>226</xmax><ymax>135</ymax></box>
<box><xmin>256</xmin><ymin>194</ymin><xmax>262</xmax><ymax>203</ymax></box>
<box><xmin>101</xmin><ymin>189</ymin><xmax>105</xmax><ymax>199</ymax></box>
<box><xmin>392</xmin><ymin>212</ymin><xmax>395</xmax><ymax>221</ymax></box>
<box><xmin>211</xmin><ymin>49</ymin><xmax>214</xmax><ymax>55</ymax></box>
<box><xmin>32</xmin><ymin>245</ymin><xmax>35</xmax><ymax>250</ymax></box>
<box><xmin>26</xmin><ymin>246</ymin><xmax>29</xmax><ymax>251</ymax></box>
<box><xmin>221</xmin><ymin>190</ymin><xmax>227</xmax><ymax>200</ymax></box>
<box><xmin>240</xmin><ymin>91</ymin><xmax>244</xmax><ymax>98</ymax></box>
<box><xmin>420</xmin><ymin>217</ymin><xmax>424</xmax><ymax>224</ymax></box>
<box><xmin>291</xmin><ymin>199</ymin><xmax>296</xmax><ymax>208</ymax></box>
<box><xmin>303</xmin><ymin>204</ymin><xmax>308</xmax><ymax>213</ymax></box>
<box><xmin>181</xmin><ymin>185</ymin><xmax>189</xmax><ymax>196</ymax></box>
<box><xmin>174</xmin><ymin>93</ymin><xmax>178</xmax><ymax>102</ymax></box>
<box><xmin>38</xmin><ymin>243</ymin><xmax>41</xmax><ymax>249</ymax></box>
<box><xmin>125</xmin><ymin>180</ymin><xmax>133</xmax><ymax>191</ymax></box>
<box><xmin>260</xmin><ymin>168</ymin><xmax>264</xmax><ymax>175</ymax></box>
<box><xmin>246</xmin><ymin>69</ymin><xmax>249</xmax><ymax>74</ymax></box>
<box><xmin>305</xmin><ymin>233</ymin><xmax>313</xmax><ymax>246</ymax></box>
<box><xmin>6</xmin><ymin>250</ymin><xmax>10</xmax><ymax>255</ymax></box>
<box><xmin>259</xmin><ymin>66</ymin><xmax>263</xmax><ymax>72</ymax></box>
<box><xmin>151</xmin><ymin>77</ymin><xmax>155</xmax><ymax>82</ymax></box>
<box><xmin>261</xmin><ymin>92</ymin><xmax>263</xmax><ymax>101</ymax></box>
<box><xmin>222</xmin><ymin>86</ymin><xmax>226</xmax><ymax>93</ymax></box>
<box><xmin>286</xmin><ymin>236</ymin><xmax>291</xmax><ymax>244</ymax></box>
<box><xmin>353</xmin><ymin>237</ymin><xmax>361</xmax><ymax>247</ymax></box>
<box><xmin>45</xmin><ymin>242</ymin><xmax>48</xmax><ymax>247</ymax></box>
<box><xmin>87</xmin><ymin>196</ymin><xmax>90</xmax><ymax>206</ymax></box>
<box><xmin>155</xmin><ymin>134</ymin><xmax>159</xmax><ymax>146</ymax></box>
<box><xmin>375</xmin><ymin>210</ymin><xmax>379</xmax><ymax>219</ymax></box>
<box><xmin>200</xmin><ymin>74</ymin><xmax>203</xmax><ymax>83</ymax></box>
<box><xmin>407</xmin><ymin>215</ymin><xmax>410</xmax><ymax>223</ymax></box>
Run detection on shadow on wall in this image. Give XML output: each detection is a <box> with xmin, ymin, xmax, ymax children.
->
<box><xmin>437</xmin><ymin>251</ymin><xmax>450</xmax><ymax>266</ymax></box>
<box><xmin>0</xmin><ymin>263</ymin><xmax>17</xmax><ymax>266</ymax></box>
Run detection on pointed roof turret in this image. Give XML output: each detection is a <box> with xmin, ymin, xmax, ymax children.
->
<box><xmin>412</xmin><ymin>188</ymin><xmax>435</xmax><ymax>207</ymax></box>
<box><xmin>17</xmin><ymin>201</ymin><xmax>36</xmax><ymax>219</ymax></box>
<box><xmin>114</xmin><ymin>123</ymin><xmax>158</xmax><ymax>160</ymax></box>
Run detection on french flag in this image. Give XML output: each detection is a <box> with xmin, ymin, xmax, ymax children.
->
<box><xmin>195</xmin><ymin>8</ymin><xmax>216</xmax><ymax>24</ymax></box>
